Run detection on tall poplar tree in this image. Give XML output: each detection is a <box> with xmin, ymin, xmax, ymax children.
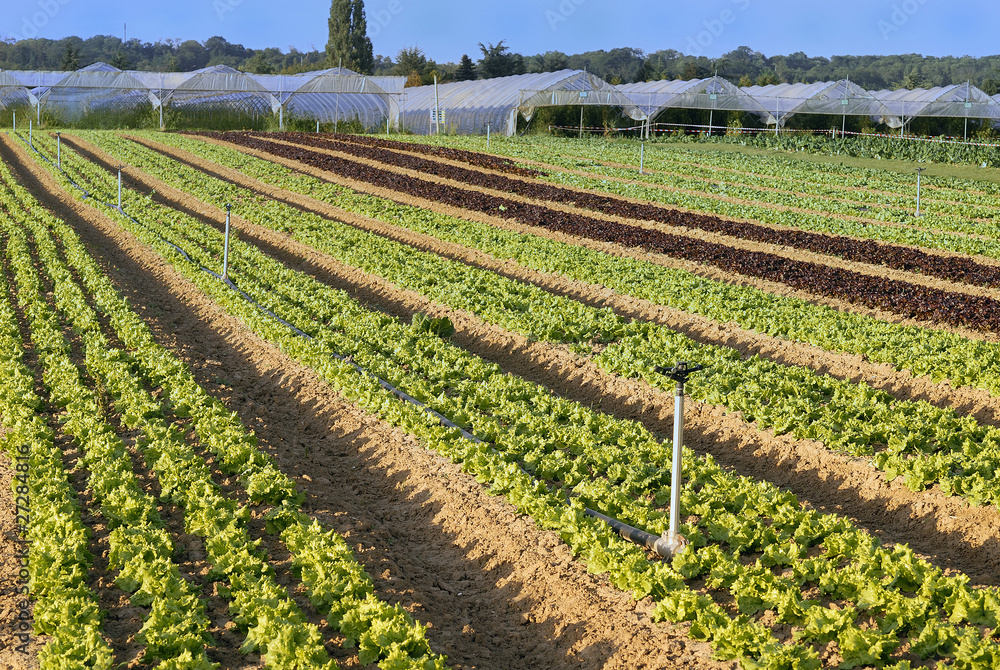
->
<box><xmin>326</xmin><ymin>0</ymin><xmax>373</xmax><ymax>74</ymax></box>
<box><xmin>349</xmin><ymin>0</ymin><xmax>374</xmax><ymax>75</ymax></box>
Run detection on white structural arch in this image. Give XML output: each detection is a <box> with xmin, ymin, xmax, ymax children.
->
<box><xmin>619</xmin><ymin>76</ymin><xmax>770</xmax><ymax>125</ymax></box>
<box><xmin>400</xmin><ymin>69</ymin><xmax>645</xmax><ymax>136</ymax></box>
<box><xmin>270</xmin><ymin>68</ymin><xmax>404</xmax><ymax>128</ymax></box>
<box><xmin>0</xmin><ymin>70</ymin><xmax>35</xmax><ymax>113</ymax></box>
<box><xmin>35</xmin><ymin>62</ymin><xmax>159</xmax><ymax>121</ymax></box>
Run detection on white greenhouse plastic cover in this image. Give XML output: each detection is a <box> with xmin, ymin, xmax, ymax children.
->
<box><xmin>258</xmin><ymin>68</ymin><xmax>403</xmax><ymax>127</ymax></box>
<box><xmin>37</xmin><ymin>62</ymin><xmax>159</xmax><ymax>120</ymax></box>
<box><xmin>400</xmin><ymin>69</ymin><xmax>644</xmax><ymax>136</ymax></box>
<box><xmin>869</xmin><ymin>82</ymin><xmax>1000</xmax><ymax>127</ymax></box>
<box><xmin>0</xmin><ymin>70</ymin><xmax>35</xmax><ymax>110</ymax></box>
<box><xmin>10</xmin><ymin>63</ymin><xmax>404</xmax><ymax>127</ymax></box>
<box><xmin>743</xmin><ymin>80</ymin><xmax>894</xmax><ymax>126</ymax></box>
<box><xmin>160</xmin><ymin>64</ymin><xmax>279</xmax><ymax>114</ymax></box>
<box><xmin>619</xmin><ymin>76</ymin><xmax>771</xmax><ymax>122</ymax></box>
<box><xmin>517</xmin><ymin>70</ymin><xmax>645</xmax><ymax>122</ymax></box>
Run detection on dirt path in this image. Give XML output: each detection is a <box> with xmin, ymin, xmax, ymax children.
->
<box><xmin>81</xmin><ymin>135</ymin><xmax>1000</xmax><ymax>589</ymax></box>
<box><xmin>2</xmin><ymin>136</ymin><xmax>733</xmax><ymax>670</ymax></box>
<box><xmin>0</xmin><ymin>448</ymin><xmax>39</xmax><ymax>670</ymax></box>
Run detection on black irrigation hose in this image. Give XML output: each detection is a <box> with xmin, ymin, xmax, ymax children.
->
<box><xmin>15</xmin><ymin>132</ymin><xmax>671</xmax><ymax>556</ymax></box>
<box><xmin>583</xmin><ymin>508</ymin><xmax>675</xmax><ymax>557</ymax></box>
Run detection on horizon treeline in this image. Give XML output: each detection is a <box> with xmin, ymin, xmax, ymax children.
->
<box><xmin>2</xmin><ymin>34</ymin><xmax>999</xmax><ymax>94</ymax></box>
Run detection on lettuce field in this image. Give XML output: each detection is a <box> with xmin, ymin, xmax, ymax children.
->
<box><xmin>2</xmin><ymin>127</ymin><xmax>1000</xmax><ymax>670</ymax></box>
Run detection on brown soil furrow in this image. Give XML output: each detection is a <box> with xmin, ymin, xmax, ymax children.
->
<box><xmin>79</xmin><ymin>134</ymin><xmax>1000</xmax><ymax>588</ymax></box>
<box><xmin>0</xmin><ymin>452</ymin><xmax>39</xmax><ymax>669</ymax></box>
<box><xmin>2</xmin><ymin>137</ymin><xmax>728</xmax><ymax>670</ymax></box>
<box><xmin>265</xmin><ymin>135</ymin><xmax>1000</xmax><ymax>300</ymax></box>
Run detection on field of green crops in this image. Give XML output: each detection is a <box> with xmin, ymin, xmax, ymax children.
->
<box><xmin>3</xmin><ymin>127</ymin><xmax>1000</xmax><ymax>669</ymax></box>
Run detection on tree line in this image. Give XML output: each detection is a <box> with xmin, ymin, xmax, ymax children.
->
<box><xmin>3</xmin><ymin>18</ymin><xmax>999</xmax><ymax>94</ymax></box>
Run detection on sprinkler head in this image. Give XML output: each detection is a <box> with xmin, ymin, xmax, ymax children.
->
<box><xmin>654</xmin><ymin>531</ymin><xmax>689</xmax><ymax>558</ymax></box>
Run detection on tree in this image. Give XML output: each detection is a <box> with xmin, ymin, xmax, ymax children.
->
<box><xmin>110</xmin><ymin>48</ymin><xmax>130</xmax><ymax>70</ymax></box>
<box><xmin>903</xmin><ymin>69</ymin><xmax>924</xmax><ymax>89</ymax></box>
<box><xmin>242</xmin><ymin>50</ymin><xmax>274</xmax><ymax>74</ymax></box>
<box><xmin>528</xmin><ymin>50</ymin><xmax>569</xmax><ymax>74</ymax></box>
<box><xmin>326</xmin><ymin>0</ymin><xmax>372</xmax><ymax>74</ymax></box>
<box><xmin>478</xmin><ymin>40</ymin><xmax>522</xmax><ymax>79</ymax></box>
<box><xmin>755</xmin><ymin>70</ymin><xmax>780</xmax><ymax>86</ymax></box>
<box><xmin>349</xmin><ymin>0</ymin><xmax>373</xmax><ymax>74</ymax></box>
<box><xmin>454</xmin><ymin>54</ymin><xmax>476</xmax><ymax>81</ymax></box>
<box><xmin>59</xmin><ymin>43</ymin><xmax>79</xmax><ymax>71</ymax></box>
<box><xmin>394</xmin><ymin>46</ymin><xmax>427</xmax><ymax>80</ymax></box>
<box><xmin>175</xmin><ymin>39</ymin><xmax>209</xmax><ymax>71</ymax></box>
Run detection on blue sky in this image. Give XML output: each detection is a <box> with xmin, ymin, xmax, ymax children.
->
<box><xmin>3</xmin><ymin>0</ymin><xmax>994</xmax><ymax>63</ymax></box>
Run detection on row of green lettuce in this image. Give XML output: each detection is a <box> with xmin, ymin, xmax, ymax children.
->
<box><xmin>672</xmin><ymin>132</ymin><xmax>1000</xmax><ymax>172</ymax></box>
<box><xmin>20</xmin><ymin>130</ymin><xmax>1000</xmax><ymax>669</ymax></box>
<box><xmin>69</xmin><ymin>130</ymin><xmax>1000</xmax><ymax>509</ymax></box>
<box><xmin>0</xmin><ymin>147</ymin><xmax>446</xmax><ymax>669</ymax></box>
<box><xmin>0</xmin><ymin>212</ymin><xmax>114</xmax><ymax>667</ymax></box>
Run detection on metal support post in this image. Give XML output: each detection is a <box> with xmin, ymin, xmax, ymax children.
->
<box><xmin>317</xmin><ymin>119</ymin><xmax>320</xmax><ymax>133</ymax></box>
<box><xmin>433</xmin><ymin>74</ymin><xmax>441</xmax><ymax>135</ymax></box>
<box><xmin>579</xmin><ymin>105</ymin><xmax>584</xmax><ymax>140</ymax></box>
<box><xmin>28</xmin><ymin>119</ymin><xmax>32</xmax><ymax>147</ymax></box>
<box><xmin>915</xmin><ymin>168</ymin><xmax>925</xmax><ymax>217</ymax></box>
<box><xmin>653</xmin><ymin>361</ymin><xmax>705</xmax><ymax>556</ymax></box>
<box><xmin>56</xmin><ymin>132</ymin><xmax>61</xmax><ymax>169</ymax></box>
<box><xmin>639</xmin><ymin>138</ymin><xmax>644</xmax><ymax>175</ymax></box>
<box><xmin>117</xmin><ymin>166</ymin><xmax>123</xmax><ymax>209</ymax></box>
<box><xmin>486</xmin><ymin>123</ymin><xmax>490</xmax><ymax>149</ymax></box>
<box><xmin>222</xmin><ymin>204</ymin><xmax>232</xmax><ymax>282</ymax></box>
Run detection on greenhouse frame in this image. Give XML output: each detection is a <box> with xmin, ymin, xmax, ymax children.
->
<box><xmin>399</xmin><ymin>69</ymin><xmax>647</xmax><ymax>136</ymax></box>
<box><xmin>2</xmin><ymin>63</ymin><xmax>404</xmax><ymax>130</ymax></box>
<box><xmin>3</xmin><ymin>62</ymin><xmax>1000</xmax><ymax>137</ymax></box>
<box><xmin>741</xmin><ymin>79</ymin><xmax>896</xmax><ymax>129</ymax></box>
<box><xmin>619</xmin><ymin>76</ymin><xmax>771</xmax><ymax>129</ymax></box>
<box><xmin>868</xmin><ymin>82</ymin><xmax>1000</xmax><ymax>132</ymax></box>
